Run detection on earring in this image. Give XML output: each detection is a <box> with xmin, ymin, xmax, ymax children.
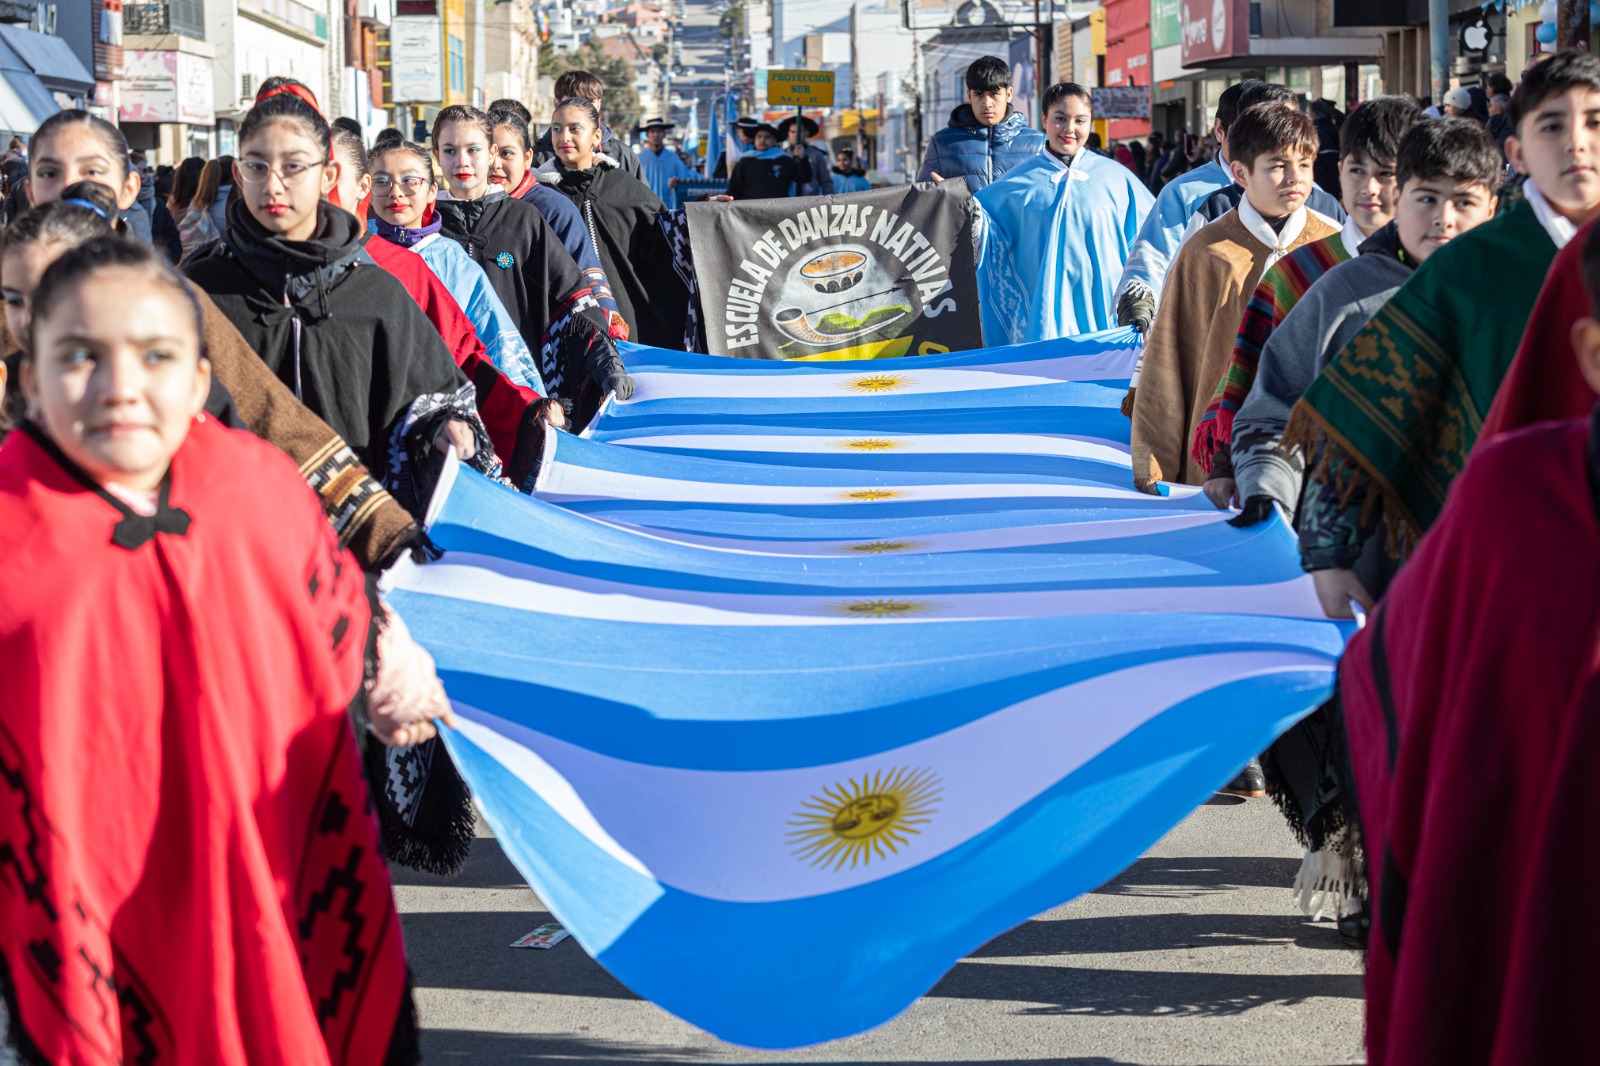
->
<box><xmin>196</xmin><ymin>411</ymin><xmax>207</xmax><ymax>423</ymax></box>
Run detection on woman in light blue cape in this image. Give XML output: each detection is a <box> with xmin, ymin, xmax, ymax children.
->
<box><xmin>976</xmin><ymin>83</ymin><xmax>1154</xmax><ymax>344</ymax></box>
<box><xmin>366</xmin><ymin>140</ymin><xmax>546</xmax><ymax>392</ymax></box>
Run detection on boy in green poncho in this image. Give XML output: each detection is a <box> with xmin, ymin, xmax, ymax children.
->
<box><xmin>1287</xmin><ymin>49</ymin><xmax>1600</xmax><ymax>619</ymax></box>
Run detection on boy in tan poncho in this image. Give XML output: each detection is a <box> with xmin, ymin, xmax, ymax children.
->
<box><xmin>1131</xmin><ymin>103</ymin><xmax>1339</xmax><ymax>490</ymax></box>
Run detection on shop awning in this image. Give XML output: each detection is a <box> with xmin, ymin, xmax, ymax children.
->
<box><xmin>0</xmin><ymin>35</ymin><xmax>63</xmax><ymax>135</ymax></box>
<box><xmin>0</xmin><ymin>24</ymin><xmax>93</xmax><ymax>97</ymax></box>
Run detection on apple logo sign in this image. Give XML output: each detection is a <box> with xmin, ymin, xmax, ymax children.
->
<box><xmin>1461</xmin><ymin>17</ymin><xmax>1490</xmax><ymax>53</ymax></box>
<box><xmin>1211</xmin><ymin>0</ymin><xmax>1227</xmax><ymax>51</ymax></box>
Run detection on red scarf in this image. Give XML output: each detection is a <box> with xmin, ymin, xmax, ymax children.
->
<box><xmin>508</xmin><ymin>170</ymin><xmax>538</xmax><ymax>199</ymax></box>
<box><xmin>0</xmin><ymin>418</ymin><xmax>412</xmax><ymax>1064</ymax></box>
<box><xmin>1341</xmin><ymin>409</ymin><xmax>1600</xmax><ymax>1065</ymax></box>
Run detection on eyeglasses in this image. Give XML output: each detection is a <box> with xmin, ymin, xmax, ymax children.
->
<box><xmin>236</xmin><ymin>158</ymin><xmax>325</xmax><ymax>185</ymax></box>
<box><xmin>371</xmin><ymin>174</ymin><xmax>432</xmax><ymax>194</ymax></box>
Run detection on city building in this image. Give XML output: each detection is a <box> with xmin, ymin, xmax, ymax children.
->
<box><xmin>123</xmin><ymin>0</ymin><xmax>217</xmax><ymax>160</ymax></box>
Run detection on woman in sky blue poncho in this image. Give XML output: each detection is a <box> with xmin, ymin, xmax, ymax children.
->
<box><xmin>976</xmin><ymin>83</ymin><xmax>1155</xmax><ymax>344</ymax></box>
<box><xmin>365</xmin><ymin>139</ymin><xmax>544</xmax><ymax>392</ymax></box>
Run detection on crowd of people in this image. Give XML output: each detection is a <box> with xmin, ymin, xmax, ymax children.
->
<box><xmin>0</xmin><ymin>42</ymin><xmax>1595</xmax><ymax>1065</ymax></box>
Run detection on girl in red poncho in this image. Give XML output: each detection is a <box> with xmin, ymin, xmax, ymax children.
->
<box><xmin>0</xmin><ymin>236</ymin><xmax>453</xmax><ymax>1063</ymax></box>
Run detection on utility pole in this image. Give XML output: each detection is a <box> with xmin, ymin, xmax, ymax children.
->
<box><xmin>1033</xmin><ymin>0</ymin><xmax>1045</xmax><ymax>107</ymax></box>
<box><xmin>1428</xmin><ymin>0</ymin><xmax>1447</xmax><ymax>112</ymax></box>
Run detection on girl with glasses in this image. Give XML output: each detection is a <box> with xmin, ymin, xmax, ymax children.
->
<box><xmin>358</xmin><ymin>133</ymin><xmax>561</xmax><ymax>490</ymax></box>
<box><xmin>185</xmin><ymin>89</ymin><xmax>492</xmax><ymax>522</ymax></box>
<box><xmin>431</xmin><ymin>103</ymin><xmax>631</xmax><ymax>429</ymax></box>
<box><xmin>17</xmin><ymin>108</ymin><xmax>420</xmax><ymax>572</ymax></box>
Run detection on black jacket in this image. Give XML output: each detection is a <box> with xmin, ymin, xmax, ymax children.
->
<box><xmin>433</xmin><ymin>187</ymin><xmax>630</xmax><ymax>427</ymax></box>
<box><xmin>136</xmin><ymin>177</ymin><xmax>182</xmax><ymax>262</ymax></box>
<box><xmin>186</xmin><ymin>200</ymin><xmax>474</xmax><ymax>509</ymax></box>
<box><xmin>726</xmin><ymin>150</ymin><xmax>812</xmax><ymax>200</ymax></box>
<box><xmin>534</xmin><ymin>122</ymin><xmax>643</xmax><ymax>180</ymax></box>
<box><xmin>535</xmin><ymin>155</ymin><xmax>689</xmax><ymax>352</ymax></box>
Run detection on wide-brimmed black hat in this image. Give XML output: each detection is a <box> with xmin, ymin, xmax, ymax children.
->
<box><xmin>640</xmin><ymin>116</ymin><xmax>675</xmax><ymax>131</ymax></box>
<box><xmin>734</xmin><ymin>115</ymin><xmax>760</xmax><ymax>131</ymax></box>
<box><xmin>755</xmin><ymin>122</ymin><xmax>781</xmax><ymax>139</ymax></box>
<box><xmin>778</xmin><ymin>114</ymin><xmax>820</xmax><ymax>139</ymax></box>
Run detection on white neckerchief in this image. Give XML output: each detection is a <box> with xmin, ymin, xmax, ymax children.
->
<box><xmin>1522</xmin><ymin>180</ymin><xmax>1578</xmax><ymax>248</ymax></box>
<box><xmin>1236</xmin><ymin>194</ymin><xmax>1309</xmax><ymax>269</ymax></box>
<box><xmin>1339</xmin><ymin>214</ymin><xmax>1368</xmax><ymax>258</ymax></box>
<box><xmin>1045</xmin><ymin>145</ymin><xmax>1089</xmax><ymax>184</ymax></box>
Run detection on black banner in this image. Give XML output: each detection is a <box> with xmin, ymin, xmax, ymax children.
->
<box><xmin>684</xmin><ymin>182</ymin><xmax>984</xmax><ymax>360</ymax></box>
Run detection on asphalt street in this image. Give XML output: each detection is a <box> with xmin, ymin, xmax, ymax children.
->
<box><xmin>394</xmin><ymin>794</ymin><xmax>1365</xmax><ymax>1064</ymax></box>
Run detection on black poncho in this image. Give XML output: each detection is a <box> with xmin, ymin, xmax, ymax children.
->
<box><xmin>433</xmin><ymin>187</ymin><xmax>627</xmax><ymax>427</ymax></box>
<box><xmin>534</xmin><ymin>155</ymin><xmax>690</xmax><ymax>351</ymax></box>
<box><xmin>186</xmin><ymin>200</ymin><xmax>489</xmax><ymax>515</ymax></box>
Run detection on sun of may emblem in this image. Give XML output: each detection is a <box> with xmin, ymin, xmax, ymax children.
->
<box><xmin>788</xmin><ymin>767</ymin><xmax>942</xmax><ymax>870</ymax></box>
<box><xmin>842</xmin><ymin>373</ymin><xmax>912</xmax><ymax>394</ymax></box>
<box><xmin>841</xmin><ymin>539</ymin><xmax>918</xmax><ymax>555</ymax></box>
<box><xmin>838</xmin><ymin>437</ymin><xmax>899</xmax><ymax>452</ymax></box>
<box><xmin>836</xmin><ymin>488</ymin><xmax>900</xmax><ymax>502</ymax></box>
<box><xmin>829</xmin><ymin>597</ymin><xmax>930</xmax><ymax>618</ymax></box>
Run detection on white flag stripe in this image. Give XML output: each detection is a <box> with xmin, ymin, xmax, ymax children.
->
<box><xmin>387</xmin><ymin>554</ymin><xmax>1330</xmax><ymax>624</ymax></box>
<box><xmin>609</xmin><ymin>432</ymin><xmax>1133</xmax><ymax>464</ymax></box>
<box><xmin>537</xmin><ymin>461</ymin><xmax>1202</xmax><ymax>505</ymax></box>
<box><xmin>453</xmin><ymin>716</ymin><xmax>657</xmax><ymax>879</ymax></box>
<box><xmin>449</xmin><ymin>650</ymin><xmax>1333</xmax><ymax>903</ymax></box>
<box><xmin>620</xmin><ymin>357</ymin><xmax>1135</xmax><ymax>402</ymax></box>
<box><xmin>592</xmin><ymin>510</ymin><xmax>1231</xmax><ymax>556</ymax></box>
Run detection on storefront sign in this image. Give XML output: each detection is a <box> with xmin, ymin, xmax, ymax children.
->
<box><xmin>1179</xmin><ymin>0</ymin><xmax>1249</xmax><ymax>65</ymax></box>
<box><xmin>120</xmin><ymin>50</ymin><xmax>214</xmax><ymax>126</ymax></box>
<box><xmin>1094</xmin><ymin>85</ymin><xmax>1151</xmax><ymax>120</ymax></box>
<box><xmin>390</xmin><ymin>16</ymin><xmax>444</xmax><ymax>103</ymax></box>
<box><xmin>1151</xmin><ymin>0</ymin><xmax>1181</xmax><ymax>48</ymax></box>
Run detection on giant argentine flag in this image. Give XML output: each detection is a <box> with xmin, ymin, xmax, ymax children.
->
<box><xmin>387</xmin><ymin>424</ymin><xmax>1349</xmax><ymax>1049</ymax></box>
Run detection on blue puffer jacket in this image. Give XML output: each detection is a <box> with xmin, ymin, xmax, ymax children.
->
<box><xmin>915</xmin><ymin>105</ymin><xmax>1046</xmax><ymax>193</ymax></box>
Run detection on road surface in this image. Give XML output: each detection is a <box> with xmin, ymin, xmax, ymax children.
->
<box><xmin>394</xmin><ymin>793</ymin><xmax>1365</xmax><ymax>1064</ymax></box>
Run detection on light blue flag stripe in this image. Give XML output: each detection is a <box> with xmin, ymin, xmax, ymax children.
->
<box><xmin>436</xmin><ymin>467</ymin><xmax>1316</xmax><ymax>599</ymax></box>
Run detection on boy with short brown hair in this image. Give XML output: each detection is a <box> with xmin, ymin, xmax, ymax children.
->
<box><xmin>1130</xmin><ymin>103</ymin><xmax>1339</xmax><ymax>490</ymax></box>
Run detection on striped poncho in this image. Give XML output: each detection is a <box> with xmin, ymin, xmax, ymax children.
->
<box><xmin>1191</xmin><ymin>230</ymin><xmax>1356</xmax><ymax>475</ymax></box>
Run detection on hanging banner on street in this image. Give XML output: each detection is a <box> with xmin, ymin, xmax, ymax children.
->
<box><xmin>684</xmin><ymin>182</ymin><xmax>984</xmax><ymax>360</ymax></box>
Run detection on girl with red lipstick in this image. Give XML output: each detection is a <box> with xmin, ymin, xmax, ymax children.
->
<box><xmin>185</xmin><ymin>91</ymin><xmax>495</xmax><ymax>518</ymax></box>
<box><xmin>15</xmin><ymin>108</ymin><xmax>421</xmax><ymax>571</ymax></box>
<box><xmin>431</xmin><ymin>103</ymin><xmax>631</xmax><ymax>428</ymax></box>
<box><xmin>487</xmin><ymin>106</ymin><xmax>627</xmax><ymax>337</ymax></box>
<box><xmin>534</xmin><ymin>96</ymin><xmax>689</xmax><ymax>352</ymax></box>
<box><xmin>974</xmin><ymin>82</ymin><xmax>1154</xmax><ymax>344</ymax></box>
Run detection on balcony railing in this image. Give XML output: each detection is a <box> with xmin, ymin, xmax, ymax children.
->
<box><xmin>124</xmin><ymin>0</ymin><xmax>206</xmax><ymax>38</ymax></box>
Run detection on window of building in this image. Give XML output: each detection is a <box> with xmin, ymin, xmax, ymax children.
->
<box><xmin>449</xmin><ymin>34</ymin><xmax>465</xmax><ymax>94</ymax></box>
